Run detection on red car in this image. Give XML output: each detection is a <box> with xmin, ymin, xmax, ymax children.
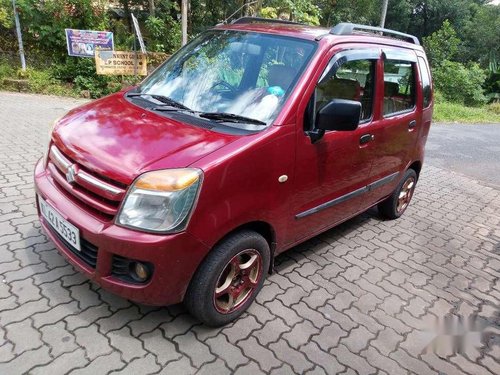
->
<box><xmin>34</xmin><ymin>18</ymin><xmax>433</xmax><ymax>326</ymax></box>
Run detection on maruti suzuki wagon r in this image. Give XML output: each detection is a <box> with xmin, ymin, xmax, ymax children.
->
<box><xmin>34</xmin><ymin>18</ymin><xmax>433</xmax><ymax>326</ymax></box>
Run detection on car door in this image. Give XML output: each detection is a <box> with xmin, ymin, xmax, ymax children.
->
<box><xmin>364</xmin><ymin>49</ymin><xmax>422</xmax><ymax>205</ymax></box>
<box><xmin>290</xmin><ymin>48</ymin><xmax>381</xmax><ymax>243</ymax></box>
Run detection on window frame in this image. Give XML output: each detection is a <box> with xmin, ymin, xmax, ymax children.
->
<box><xmin>306</xmin><ymin>49</ymin><xmax>380</xmax><ymax>131</ymax></box>
<box><xmin>381</xmin><ymin>50</ymin><xmax>418</xmax><ymax>118</ymax></box>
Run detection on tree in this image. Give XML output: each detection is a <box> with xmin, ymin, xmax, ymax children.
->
<box><xmin>460</xmin><ymin>3</ymin><xmax>500</xmax><ymax>65</ymax></box>
<box><xmin>423</xmin><ymin>20</ymin><xmax>460</xmax><ymax>67</ymax></box>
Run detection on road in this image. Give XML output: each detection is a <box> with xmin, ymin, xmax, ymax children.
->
<box><xmin>0</xmin><ymin>91</ymin><xmax>499</xmax><ymax>375</ymax></box>
<box><xmin>426</xmin><ymin>123</ymin><xmax>500</xmax><ymax>189</ymax></box>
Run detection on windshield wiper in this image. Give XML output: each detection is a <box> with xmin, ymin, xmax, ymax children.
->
<box><xmin>199</xmin><ymin>112</ymin><xmax>266</xmax><ymax>126</ymax></box>
<box><xmin>127</xmin><ymin>92</ymin><xmax>191</xmax><ymax>111</ymax></box>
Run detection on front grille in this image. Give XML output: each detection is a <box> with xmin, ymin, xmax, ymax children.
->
<box><xmin>111</xmin><ymin>255</ymin><xmax>131</xmax><ymax>279</ymax></box>
<box><xmin>51</xmin><ymin>228</ymin><xmax>99</xmax><ymax>268</ymax></box>
<box><xmin>47</xmin><ymin>145</ymin><xmax>127</xmax><ymax>218</ymax></box>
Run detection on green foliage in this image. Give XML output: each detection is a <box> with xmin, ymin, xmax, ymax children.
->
<box><xmin>488</xmin><ymin>102</ymin><xmax>500</xmax><ymax>114</ymax></box>
<box><xmin>0</xmin><ymin>61</ymin><xmax>14</xmax><ymax>88</ymax></box>
<box><xmin>258</xmin><ymin>0</ymin><xmax>320</xmax><ymax>25</ymax></box>
<box><xmin>0</xmin><ymin>2</ymin><xmax>11</xmax><ymax>28</ymax></box>
<box><xmin>484</xmin><ymin>52</ymin><xmax>500</xmax><ymax>102</ymax></box>
<box><xmin>52</xmin><ymin>58</ymin><xmax>119</xmax><ymax>98</ymax></box>
<box><xmin>433</xmin><ymin>60</ymin><xmax>487</xmax><ymax>106</ymax></box>
<box><xmin>459</xmin><ymin>3</ymin><xmax>500</xmax><ymax>66</ymax></box>
<box><xmin>317</xmin><ymin>0</ymin><xmax>379</xmax><ymax>26</ymax></box>
<box><xmin>260</xmin><ymin>7</ymin><xmax>278</xmax><ymax>20</ymax></box>
<box><xmin>423</xmin><ymin>20</ymin><xmax>460</xmax><ymax>68</ymax></box>
<box><xmin>145</xmin><ymin>15</ymin><xmax>181</xmax><ymax>53</ymax></box>
<box><xmin>10</xmin><ymin>0</ymin><xmax>109</xmax><ymax>61</ymax></box>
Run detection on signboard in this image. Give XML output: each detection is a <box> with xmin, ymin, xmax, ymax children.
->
<box><xmin>65</xmin><ymin>29</ymin><xmax>114</xmax><ymax>58</ymax></box>
<box><xmin>95</xmin><ymin>50</ymin><xmax>148</xmax><ymax>76</ymax></box>
<box><xmin>131</xmin><ymin>14</ymin><xmax>146</xmax><ymax>53</ymax></box>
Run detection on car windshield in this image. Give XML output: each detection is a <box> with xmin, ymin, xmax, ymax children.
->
<box><xmin>138</xmin><ymin>30</ymin><xmax>316</xmax><ymax>125</ymax></box>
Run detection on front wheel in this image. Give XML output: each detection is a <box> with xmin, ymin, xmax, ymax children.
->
<box><xmin>378</xmin><ymin>169</ymin><xmax>418</xmax><ymax>220</ymax></box>
<box><xmin>184</xmin><ymin>230</ymin><xmax>270</xmax><ymax>326</ymax></box>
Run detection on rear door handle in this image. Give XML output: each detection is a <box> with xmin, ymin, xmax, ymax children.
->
<box><xmin>409</xmin><ymin>120</ymin><xmax>417</xmax><ymax>129</ymax></box>
<box><xmin>360</xmin><ymin>134</ymin><xmax>374</xmax><ymax>145</ymax></box>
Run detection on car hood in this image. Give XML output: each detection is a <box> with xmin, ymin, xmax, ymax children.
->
<box><xmin>52</xmin><ymin>93</ymin><xmax>236</xmax><ymax>185</ymax></box>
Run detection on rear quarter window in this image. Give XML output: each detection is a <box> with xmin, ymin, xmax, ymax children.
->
<box><xmin>418</xmin><ymin>57</ymin><xmax>432</xmax><ymax>108</ymax></box>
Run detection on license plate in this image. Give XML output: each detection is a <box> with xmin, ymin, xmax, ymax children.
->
<box><xmin>39</xmin><ymin>196</ymin><xmax>81</xmax><ymax>251</ymax></box>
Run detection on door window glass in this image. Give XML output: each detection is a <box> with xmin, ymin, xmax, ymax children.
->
<box><xmin>383</xmin><ymin>60</ymin><xmax>416</xmax><ymax>115</ymax></box>
<box><xmin>315</xmin><ymin>59</ymin><xmax>376</xmax><ymax>122</ymax></box>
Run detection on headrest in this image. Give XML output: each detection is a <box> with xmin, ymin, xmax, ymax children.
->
<box><xmin>325</xmin><ymin>78</ymin><xmax>360</xmax><ymax>100</ymax></box>
<box><xmin>385</xmin><ymin>82</ymin><xmax>400</xmax><ymax>97</ymax></box>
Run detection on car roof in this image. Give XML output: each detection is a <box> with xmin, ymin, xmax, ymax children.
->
<box><xmin>214</xmin><ymin>22</ymin><xmax>329</xmax><ymax>41</ymax></box>
<box><xmin>214</xmin><ymin>19</ymin><xmax>422</xmax><ymax>51</ymax></box>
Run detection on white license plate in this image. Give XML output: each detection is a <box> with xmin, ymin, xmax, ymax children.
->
<box><xmin>39</xmin><ymin>196</ymin><xmax>81</xmax><ymax>251</ymax></box>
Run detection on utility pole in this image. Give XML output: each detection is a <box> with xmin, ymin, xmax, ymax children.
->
<box><xmin>380</xmin><ymin>0</ymin><xmax>389</xmax><ymax>28</ymax></box>
<box><xmin>12</xmin><ymin>0</ymin><xmax>26</xmax><ymax>71</ymax></box>
<box><xmin>181</xmin><ymin>0</ymin><xmax>188</xmax><ymax>46</ymax></box>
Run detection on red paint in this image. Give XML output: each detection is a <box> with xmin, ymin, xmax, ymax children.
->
<box><xmin>34</xmin><ymin>22</ymin><xmax>432</xmax><ymax>306</ymax></box>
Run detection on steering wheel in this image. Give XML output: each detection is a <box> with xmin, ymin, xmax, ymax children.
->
<box><xmin>211</xmin><ymin>80</ymin><xmax>236</xmax><ymax>93</ymax></box>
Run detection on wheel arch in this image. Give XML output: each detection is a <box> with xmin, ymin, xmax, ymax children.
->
<box><xmin>217</xmin><ymin>221</ymin><xmax>277</xmax><ymax>274</ymax></box>
<box><xmin>408</xmin><ymin>160</ymin><xmax>422</xmax><ymax>179</ymax></box>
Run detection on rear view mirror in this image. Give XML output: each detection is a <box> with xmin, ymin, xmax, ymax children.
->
<box><xmin>229</xmin><ymin>42</ymin><xmax>261</xmax><ymax>55</ymax></box>
<box><xmin>316</xmin><ymin>99</ymin><xmax>361</xmax><ymax>131</ymax></box>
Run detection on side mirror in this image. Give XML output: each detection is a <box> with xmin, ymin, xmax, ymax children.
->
<box><xmin>316</xmin><ymin>99</ymin><xmax>361</xmax><ymax>131</ymax></box>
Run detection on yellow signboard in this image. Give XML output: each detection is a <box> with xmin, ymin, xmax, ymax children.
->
<box><xmin>95</xmin><ymin>50</ymin><xmax>147</xmax><ymax>76</ymax></box>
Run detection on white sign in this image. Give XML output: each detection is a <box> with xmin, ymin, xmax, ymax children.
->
<box><xmin>131</xmin><ymin>13</ymin><xmax>146</xmax><ymax>54</ymax></box>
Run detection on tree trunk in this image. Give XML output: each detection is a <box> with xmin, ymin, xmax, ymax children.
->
<box><xmin>256</xmin><ymin>0</ymin><xmax>264</xmax><ymax>16</ymax></box>
<box><xmin>149</xmin><ymin>0</ymin><xmax>155</xmax><ymax>17</ymax></box>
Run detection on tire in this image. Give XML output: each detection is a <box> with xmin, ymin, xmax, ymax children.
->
<box><xmin>184</xmin><ymin>230</ymin><xmax>270</xmax><ymax>326</ymax></box>
<box><xmin>378</xmin><ymin>169</ymin><xmax>418</xmax><ymax>220</ymax></box>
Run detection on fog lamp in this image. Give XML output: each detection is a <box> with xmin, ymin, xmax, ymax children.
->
<box><xmin>131</xmin><ymin>262</ymin><xmax>150</xmax><ymax>282</ymax></box>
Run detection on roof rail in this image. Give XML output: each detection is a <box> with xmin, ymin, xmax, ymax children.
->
<box><xmin>330</xmin><ymin>23</ymin><xmax>420</xmax><ymax>45</ymax></box>
<box><xmin>231</xmin><ymin>17</ymin><xmax>301</xmax><ymax>26</ymax></box>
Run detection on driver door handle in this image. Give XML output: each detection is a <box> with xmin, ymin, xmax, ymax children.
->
<box><xmin>360</xmin><ymin>134</ymin><xmax>375</xmax><ymax>145</ymax></box>
<box><xmin>409</xmin><ymin>120</ymin><xmax>417</xmax><ymax>129</ymax></box>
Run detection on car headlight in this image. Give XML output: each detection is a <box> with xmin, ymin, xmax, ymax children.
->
<box><xmin>116</xmin><ymin>168</ymin><xmax>203</xmax><ymax>233</ymax></box>
<box><xmin>43</xmin><ymin>117</ymin><xmax>60</xmax><ymax>166</ymax></box>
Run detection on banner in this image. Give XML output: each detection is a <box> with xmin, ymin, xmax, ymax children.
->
<box><xmin>95</xmin><ymin>50</ymin><xmax>148</xmax><ymax>76</ymax></box>
<box><xmin>65</xmin><ymin>29</ymin><xmax>114</xmax><ymax>58</ymax></box>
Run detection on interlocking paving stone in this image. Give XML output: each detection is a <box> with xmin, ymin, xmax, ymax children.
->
<box><xmin>1</xmin><ymin>91</ymin><xmax>499</xmax><ymax>374</ymax></box>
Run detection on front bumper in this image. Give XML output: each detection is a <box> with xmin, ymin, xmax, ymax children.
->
<box><xmin>34</xmin><ymin>159</ymin><xmax>209</xmax><ymax>306</ymax></box>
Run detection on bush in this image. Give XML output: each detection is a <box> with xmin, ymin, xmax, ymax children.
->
<box><xmin>489</xmin><ymin>102</ymin><xmax>500</xmax><ymax>115</ymax></box>
<box><xmin>433</xmin><ymin>60</ymin><xmax>487</xmax><ymax>106</ymax></box>
<box><xmin>0</xmin><ymin>58</ymin><xmax>14</xmax><ymax>80</ymax></box>
<box><xmin>423</xmin><ymin>20</ymin><xmax>460</xmax><ymax>67</ymax></box>
<box><xmin>52</xmin><ymin>58</ymin><xmax>117</xmax><ymax>98</ymax></box>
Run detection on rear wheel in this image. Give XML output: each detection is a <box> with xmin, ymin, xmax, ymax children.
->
<box><xmin>378</xmin><ymin>169</ymin><xmax>417</xmax><ymax>220</ymax></box>
<box><xmin>184</xmin><ymin>230</ymin><xmax>270</xmax><ymax>326</ymax></box>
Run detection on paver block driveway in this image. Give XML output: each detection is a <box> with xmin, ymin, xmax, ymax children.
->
<box><xmin>0</xmin><ymin>92</ymin><xmax>499</xmax><ymax>374</ymax></box>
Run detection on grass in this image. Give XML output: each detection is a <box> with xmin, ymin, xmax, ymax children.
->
<box><xmin>433</xmin><ymin>101</ymin><xmax>500</xmax><ymax>123</ymax></box>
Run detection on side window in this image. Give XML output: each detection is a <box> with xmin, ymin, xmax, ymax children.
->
<box><xmin>383</xmin><ymin>60</ymin><xmax>416</xmax><ymax>116</ymax></box>
<box><xmin>418</xmin><ymin>57</ymin><xmax>432</xmax><ymax>108</ymax></box>
<box><xmin>315</xmin><ymin>59</ymin><xmax>376</xmax><ymax>123</ymax></box>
